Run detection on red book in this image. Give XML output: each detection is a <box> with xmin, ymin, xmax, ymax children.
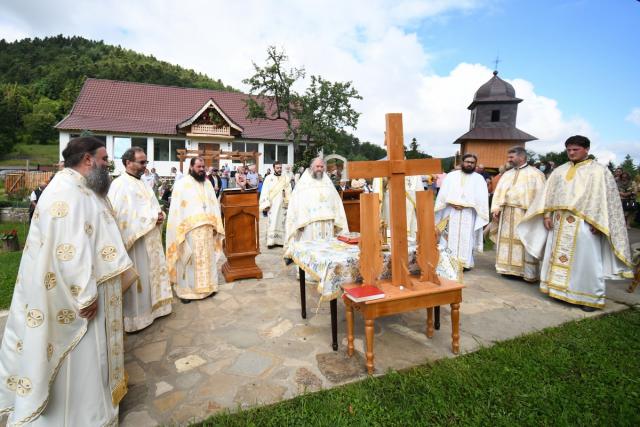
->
<box><xmin>337</xmin><ymin>232</ymin><xmax>360</xmax><ymax>244</ymax></box>
<box><xmin>344</xmin><ymin>285</ymin><xmax>385</xmax><ymax>302</ymax></box>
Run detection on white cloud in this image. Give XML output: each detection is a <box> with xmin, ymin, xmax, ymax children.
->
<box><xmin>2</xmin><ymin>0</ymin><xmax>630</xmax><ymax>163</ymax></box>
<box><xmin>626</xmin><ymin>108</ymin><xmax>640</xmax><ymax>127</ymax></box>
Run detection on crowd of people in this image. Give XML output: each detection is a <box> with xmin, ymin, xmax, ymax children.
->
<box><xmin>0</xmin><ymin>135</ymin><xmax>636</xmax><ymax>424</ymax></box>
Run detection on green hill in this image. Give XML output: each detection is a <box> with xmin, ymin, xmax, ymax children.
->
<box><xmin>0</xmin><ymin>35</ymin><xmax>235</xmax><ymax>158</ymax></box>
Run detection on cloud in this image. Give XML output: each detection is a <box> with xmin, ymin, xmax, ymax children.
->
<box><xmin>2</xmin><ymin>0</ymin><xmax>627</xmax><ymax>162</ymax></box>
<box><xmin>626</xmin><ymin>108</ymin><xmax>640</xmax><ymax>127</ymax></box>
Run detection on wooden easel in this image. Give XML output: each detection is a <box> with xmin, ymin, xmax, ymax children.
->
<box><xmin>342</xmin><ymin>113</ymin><xmax>464</xmax><ymax>374</ymax></box>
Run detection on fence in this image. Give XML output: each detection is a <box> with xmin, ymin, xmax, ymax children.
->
<box><xmin>4</xmin><ymin>171</ymin><xmax>55</xmax><ymax>196</ymax></box>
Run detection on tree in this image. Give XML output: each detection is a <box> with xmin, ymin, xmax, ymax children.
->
<box><xmin>243</xmin><ymin>46</ymin><xmax>362</xmax><ymax>169</ymax></box>
<box><xmin>22</xmin><ymin>97</ymin><xmax>61</xmax><ymax>144</ymax></box>
<box><xmin>618</xmin><ymin>154</ymin><xmax>637</xmax><ymax>178</ymax></box>
<box><xmin>405</xmin><ymin>137</ymin><xmax>432</xmax><ymax>159</ymax></box>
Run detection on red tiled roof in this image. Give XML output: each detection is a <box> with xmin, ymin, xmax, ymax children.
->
<box><xmin>56</xmin><ymin>78</ymin><xmax>293</xmax><ymax>141</ymax></box>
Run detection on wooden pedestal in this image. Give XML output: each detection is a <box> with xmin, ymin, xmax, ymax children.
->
<box><xmin>342</xmin><ymin>277</ymin><xmax>463</xmax><ymax>374</ymax></box>
<box><xmin>220</xmin><ymin>189</ymin><xmax>263</xmax><ymax>281</ymax></box>
<box><xmin>341</xmin><ymin>189</ymin><xmax>362</xmax><ymax>232</ymax></box>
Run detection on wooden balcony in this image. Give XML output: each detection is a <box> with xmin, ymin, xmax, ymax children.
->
<box><xmin>190</xmin><ymin>124</ymin><xmax>231</xmax><ymax>136</ymax></box>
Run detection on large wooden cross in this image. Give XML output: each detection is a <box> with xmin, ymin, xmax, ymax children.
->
<box><xmin>348</xmin><ymin>113</ymin><xmax>442</xmax><ymax>288</ymax></box>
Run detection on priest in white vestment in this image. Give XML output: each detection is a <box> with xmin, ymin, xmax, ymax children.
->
<box><xmin>108</xmin><ymin>147</ymin><xmax>173</xmax><ymax>331</ymax></box>
<box><xmin>166</xmin><ymin>157</ymin><xmax>224</xmax><ymax>302</ymax></box>
<box><xmin>373</xmin><ymin>175</ymin><xmax>424</xmax><ymax>240</ymax></box>
<box><xmin>435</xmin><ymin>154</ymin><xmax>489</xmax><ymax>269</ymax></box>
<box><xmin>0</xmin><ymin>137</ymin><xmax>134</xmax><ymax>426</ymax></box>
<box><xmin>490</xmin><ymin>147</ymin><xmax>546</xmax><ymax>281</ymax></box>
<box><xmin>284</xmin><ymin>157</ymin><xmax>348</xmax><ymax>258</ymax></box>
<box><xmin>518</xmin><ymin>135</ymin><xmax>632</xmax><ymax>311</ymax></box>
<box><xmin>260</xmin><ymin>161</ymin><xmax>292</xmax><ymax>248</ymax></box>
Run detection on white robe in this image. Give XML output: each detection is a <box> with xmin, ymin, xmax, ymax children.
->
<box><xmin>108</xmin><ymin>173</ymin><xmax>172</xmax><ymax>332</ymax></box>
<box><xmin>374</xmin><ymin>175</ymin><xmax>424</xmax><ymax>239</ymax></box>
<box><xmin>490</xmin><ymin>164</ymin><xmax>546</xmax><ymax>281</ymax></box>
<box><xmin>284</xmin><ymin>170</ymin><xmax>348</xmax><ymax>258</ymax></box>
<box><xmin>518</xmin><ymin>160</ymin><xmax>633</xmax><ymax>308</ymax></box>
<box><xmin>166</xmin><ymin>175</ymin><xmax>224</xmax><ymax>300</ymax></box>
<box><xmin>0</xmin><ymin>168</ymin><xmax>133</xmax><ymax>426</ymax></box>
<box><xmin>259</xmin><ymin>174</ymin><xmax>291</xmax><ymax>247</ymax></box>
<box><xmin>435</xmin><ymin>170</ymin><xmax>489</xmax><ymax>268</ymax></box>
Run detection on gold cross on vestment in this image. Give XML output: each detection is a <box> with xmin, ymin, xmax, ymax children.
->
<box><xmin>348</xmin><ymin>113</ymin><xmax>442</xmax><ymax>288</ymax></box>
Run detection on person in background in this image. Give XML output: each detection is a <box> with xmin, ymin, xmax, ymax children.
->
<box><xmin>475</xmin><ymin>163</ymin><xmax>489</xmax><ymax>180</ymax></box>
<box><xmin>246</xmin><ymin>164</ymin><xmax>259</xmax><ymax>189</ymax></box>
<box><xmin>235</xmin><ymin>166</ymin><xmax>247</xmax><ymax>189</ymax></box>
<box><xmin>338</xmin><ymin>177</ymin><xmax>349</xmax><ymax>192</ymax></box>
<box><xmin>221</xmin><ymin>165</ymin><xmax>229</xmax><ymax>190</ymax></box>
<box><xmin>613</xmin><ymin>167</ymin><xmax>623</xmax><ymax>185</ymax></box>
<box><xmin>141</xmin><ymin>167</ymin><xmax>155</xmax><ymax>188</ymax></box>
<box><xmin>618</xmin><ymin>171</ymin><xmax>636</xmax><ymax>228</ymax></box>
<box><xmin>29</xmin><ymin>180</ymin><xmax>48</xmax><ymax>222</ymax></box>
<box><xmin>170</xmin><ymin>166</ymin><xmax>183</xmax><ymax>182</ymax></box>
<box><xmin>207</xmin><ymin>167</ymin><xmax>222</xmax><ymax>198</ymax></box>
<box><xmin>150</xmin><ymin>167</ymin><xmax>161</xmax><ymax>193</ymax></box>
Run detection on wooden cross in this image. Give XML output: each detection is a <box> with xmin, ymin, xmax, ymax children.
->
<box><xmin>348</xmin><ymin>113</ymin><xmax>442</xmax><ymax>288</ymax></box>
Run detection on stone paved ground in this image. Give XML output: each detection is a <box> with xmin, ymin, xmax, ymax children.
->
<box><xmin>116</xmin><ymin>223</ymin><xmax>640</xmax><ymax>426</ymax></box>
<box><xmin>1</xmin><ymin>222</ymin><xmax>638</xmax><ymax>426</ymax></box>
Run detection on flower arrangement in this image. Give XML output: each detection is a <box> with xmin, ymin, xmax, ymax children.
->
<box><xmin>0</xmin><ymin>229</ymin><xmax>18</xmax><ymax>241</ymax></box>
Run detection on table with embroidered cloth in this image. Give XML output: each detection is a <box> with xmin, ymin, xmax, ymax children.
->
<box><xmin>286</xmin><ymin>238</ymin><xmax>461</xmax><ymax>350</ymax></box>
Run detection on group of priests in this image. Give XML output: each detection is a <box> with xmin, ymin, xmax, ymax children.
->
<box><xmin>435</xmin><ymin>137</ymin><xmax>632</xmax><ymax>312</ymax></box>
<box><xmin>0</xmin><ymin>134</ymin><xmax>633</xmax><ymax>425</ymax></box>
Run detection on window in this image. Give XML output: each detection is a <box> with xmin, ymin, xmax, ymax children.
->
<box><xmin>491</xmin><ymin>110</ymin><xmax>500</xmax><ymax>122</ymax></box>
<box><xmin>232</xmin><ymin>142</ymin><xmax>259</xmax><ymax>153</ymax></box>
<box><xmin>264</xmin><ymin>144</ymin><xmax>276</xmax><ymax>164</ymax></box>
<box><xmin>153</xmin><ymin>138</ymin><xmax>185</xmax><ymax>161</ymax></box>
<box><xmin>264</xmin><ymin>144</ymin><xmax>288</xmax><ymax>164</ymax></box>
<box><xmin>276</xmin><ymin>145</ymin><xmax>288</xmax><ymax>163</ymax></box>
<box><xmin>113</xmin><ymin>137</ymin><xmax>131</xmax><ymax>159</ymax></box>
<box><xmin>154</xmin><ymin>139</ymin><xmax>170</xmax><ymax>161</ymax></box>
<box><xmin>131</xmin><ymin>137</ymin><xmax>147</xmax><ymax>152</ymax></box>
<box><xmin>171</xmin><ymin>140</ymin><xmax>185</xmax><ymax>162</ymax></box>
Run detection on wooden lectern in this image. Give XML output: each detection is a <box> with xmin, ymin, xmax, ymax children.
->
<box><xmin>341</xmin><ymin>189</ymin><xmax>363</xmax><ymax>232</ymax></box>
<box><xmin>220</xmin><ymin>189</ymin><xmax>263</xmax><ymax>281</ymax></box>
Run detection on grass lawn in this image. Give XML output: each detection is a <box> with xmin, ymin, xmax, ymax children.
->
<box><xmin>200</xmin><ymin>309</ymin><xmax>640</xmax><ymax>426</ymax></box>
<box><xmin>0</xmin><ymin>143</ymin><xmax>59</xmax><ymax>167</ymax></box>
<box><xmin>0</xmin><ymin>221</ymin><xmax>29</xmax><ymax>309</ymax></box>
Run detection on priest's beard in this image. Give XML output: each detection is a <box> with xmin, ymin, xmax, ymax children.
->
<box><xmin>461</xmin><ymin>165</ymin><xmax>474</xmax><ymax>174</ymax></box>
<box><xmin>86</xmin><ymin>161</ymin><xmax>111</xmax><ymax>197</ymax></box>
<box><xmin>312</xmin><ymin>171</ymin><xmax>323</xmax><ymax>180</ymax></box>
<box><xmin>274</xmin><ymin>171</ymin><xmax>281</xmax><ymax>176</ymax></box>
<box><xmin>190</xmin><ymin>169</ymin><xmax>206</xmax><ymax>182</ymax></box>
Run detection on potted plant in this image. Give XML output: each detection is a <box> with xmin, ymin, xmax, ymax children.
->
<box><xmin>0</xmin><ymin>229</ymin><xmax>19</xmax><ymax>252</ymax></box>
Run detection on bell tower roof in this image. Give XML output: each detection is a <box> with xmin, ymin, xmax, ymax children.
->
<box><xmin>468</xmin><ymin>71</ymin><xmax>522</xmax><ymax>110</ymax></box>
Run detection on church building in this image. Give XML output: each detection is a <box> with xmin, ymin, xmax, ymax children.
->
<box><xmin>56</xmin><ymin>78</ymin><xmax>295</xmax><ymax>176</ymax></box>
<box><xmin>454</xmin><ymin>71</ymin><xmax>536</xmax><ymax>169</ymax></box>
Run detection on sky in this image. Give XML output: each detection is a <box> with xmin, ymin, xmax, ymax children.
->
<box><xmin>1</xmin><ymin>0</ymin><xmax>639</xmax><ymax>164</ymax></box>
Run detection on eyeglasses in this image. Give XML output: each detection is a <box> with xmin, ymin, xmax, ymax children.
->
<box><xmin>131</xmin><ymin>160</ymin><xmax>149</xmax><ymax>165</ymax></box>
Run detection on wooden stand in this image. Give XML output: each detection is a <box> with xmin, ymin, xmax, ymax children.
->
<box><xmin>341</xmin><ymin>189</ymin><xmax>363</xmax><ymax>232</ymax></box>
<box><xmin>343</xmin><ymin>279</ymin><xmax>462</xmax><ymax>374</ymax></box>
<box><xmin>343</xmin><ymin>113</ymin><xmax>464</xmax><ymax>374</ymax></box>
<box><xmin>220</xmin><ymin>189</ymin><xmax>263</xmax><ymax>281</ymax></box>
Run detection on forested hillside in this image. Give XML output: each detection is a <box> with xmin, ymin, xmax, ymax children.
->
<box><xmin>0</xmin><ymin>35</ymin><xmax>234</xmax><ymax>157</ymax></box>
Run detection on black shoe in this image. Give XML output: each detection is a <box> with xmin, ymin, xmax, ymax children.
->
<box><xmin>180</xmin><ymin>298</ymin><xmax>192</xmax><ymax>304</ymax></box>
<box><xmin>580</xmin><ymin>305</ymin><xmax>596</xmax><ymax>312</ymax></box>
